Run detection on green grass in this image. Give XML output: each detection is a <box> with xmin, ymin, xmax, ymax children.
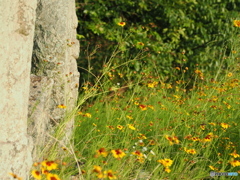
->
<box><xmin>29</xmin><ymin>35</ymin><xmax>240</xmax><ymax>180</ymax></box>
<box><xmin>62</xmin><ymin>62</ymin><xmax>239</xmax><ymax>179</ymax></box>
<box><xmin>29</xmin><ymin>61</ymin><xmax>240</xmax><ymax>180</ymax></box>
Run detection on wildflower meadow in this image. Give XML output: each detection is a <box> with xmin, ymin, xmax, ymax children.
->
<box><xmin>27</xmin><ymin>3</ymin><xmax>240</xmax><ymax>180</ymax></box>
<box><xmin>27</xmin><ymin>23</ymin><xmax>239</xmax><ymax>180</ymax></box>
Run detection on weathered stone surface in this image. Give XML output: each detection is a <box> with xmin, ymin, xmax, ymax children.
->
<box><xmin>0</xmin><ymin>0</ymin><xmax>37</xmax><ymax>179</ymax></box>
<box><xmin>28</xmin><ymin>74</ymin><xmax>54</xmax><ymax>160</ymax></box>
<box><xmin>29</xmin><ymin>0</ymin><xmax>80</xmax><ymax>158</ymax></box>
<box><xmin>0</xmin><ymin>0</ymin><xmax>79</xmax><ymax>178</ymax></box>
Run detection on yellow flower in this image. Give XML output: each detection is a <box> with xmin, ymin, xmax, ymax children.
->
<box><xmin>209</xmin><ymin>165</ymin><xmax>218</xmax><ymax>171</ymax></box>
<box><xmin>165</xmin><ymin>135</ymin><xmax>180</xmax><ymax>145</ymax></box>
<box><xmin>31</xmin><ymin>170</ymin><xmax>41</xmax><ymax>179</ymax></box>
<box><xmin>9</xmin><ymin>173</ymin><xmax>22</xmax><ymax>180</ymax></box>
<box><xmin>200</xmin><ymin>124</ymin><xmax>205</xmax><ymax>130</ymax></box>
<box><xmin>41</xmin><ymin>167</ymin><xmax>49</xmax><ymax>175</ymax></box>
<box><xmin>195</xmin><ymin>69</ymin><xmax>202</xmax><ymax>74</ymax></box>
<box><xmin>117</xmin><ymin>125</ymin><xmax>124</xmax><ymax>130</ymax></box>
<box><xmin>104</xmin><ymin>170</ymin><xmax>117</xmax><ymax>179</ymax></box>
<box><xmin>136</xmin><ymin>157</ymin><xmax>145</xmax><ymax>163</ymax></box>
<box><xmin>126</xmin><ymin>115</ymin><xmax>133</xmax><ymax>119</ymax></box>
<box><xmin>202</xmin><ymin>132</ymin><xmax>214</xmax><ymax>142</ymax></box>
<box><xmin>147</xmin><ymin>105</ymin><xmax>154</xmax><ymax>110</ymax></box>
<box><xmin>233</xmin><ymin>20</ymin><xmax>240</xmax><ymax>27</ymax></box>
<box><xmin>148</xmin><ymin>139</ymin><xmax>155</xmax><ymax>145</ymax></box>
<box><xmin>173</xmin><ymin>94</ymin><xmax>181</xmax><ymax>99</ymax></box>
<box><xmin>41</xmin><ymin>160</ymin><xmax>58</xmax><ymax>171</ymax></box>
<box><xmin>33</xmin><ymin>162</ymin><xmax>41</xmax><ymax>167</ymax></box>
<box><xmin>158</xmin><ymin>158</ymin><xmax>173</xmax><ymax>167</ymax></box>
<box><xmin>148</xmin><ymin>83</ymin><xmax>154</xmax><ymax>88</ymax></box>
<box><xmin>62</xmin><ymin>147</ymin><xmax>67</xmax><ymax>151</ymax></box>
<box><xmin>137</xmin><ymin>140</ymin><xmax>145</xmax><ymax>146</ymax></box>
<box><xmin>164</xmin><ymin>167</ymin><xmax>171</xmax><ymax>173</ymax></box>
<box><xmin>137</xmin><ymin>42</ymin><xmax>144</xmax><ymax>46</ymax></box>
<box><xmin>117</xmin><ymin>22</ymin><xmax>126</xmax><ymax>27</ymax></box>
<box><xmin>220</xmin><ymin>123</ymin><xmax>230</xmax><ymax>129</ymax></box>
<box><xmin>139</xmin><ymin>104</ymin><xmax>147</xmax><ymax>110</ymax></box>
<box><xmin>84</xmin><ymin>113</ymin><xmax>92</xmax><ymax>118</ymax></box>
<box><xmin>166</xmin><ymin>83</ymin><xmax>172</xmax><ymax>89</ymax></box>
<box><xmin>165</xmin><ymin>135</ymin><xmax>174</xmax><ymax>145</ymax></box>
<box><xmin>172</xmin><ymin>136</ymin><xmax>180</xmax><ymax>144</ymax></box>
<box><xmin>227</xmin><ymin>72</ymin><xmax>233</xmax><ymax>77</ymax></box>
<box><xmin>209</xmin><ymin>122</ymin><xmax>216</xmax><ymax>126</ymax></box>
<box><xmin>128</xmin><ymin>124</ymin><xmax>136</xmax><ymax>130</ymax></box>
<box><xmin>191</xmin><ymin>137</ymin><xmax>200</xmax><ymax>141</ymax></box>
<box><xmin>46</xmin><ymin>173</ymin><xmax>61</xmax><ymax>180</ymax></box>
<box><xmin>134</xmin><ymin>101</ymin><xmax>139</xmax><ymax>105</ymax></box>
<box><xmin>96</xmin><ymin>172</ymin><xmax>106</xmax><ymax>179</ymax></box>
<box><xmin>229</xmin><ymin>159</ymin><xmax>240</xmax><ymax>167</ymax></box>
<box><xmin>107</xmin><ymin>125</ymin><xmax>115</xmax><ymax>130</ymax></box>
<box><xmin>138</xmin><ymin>133</ymin><xmax>147</xmax><ymax>139</ymax></box>
<box><xmin>132</xmin><ymin>150</ymin><xmax>143</xmax><ymax>157</ymax></box>
<box><xmin>230</xmin><ymin>150</ymin><xmax>240</xmax><ymax>158</ymax></box>
<box><xmin>93</xmin><ymin>165</ymin><xmax>102</xmax><ymax>173</ymax></box>
<box><xmin>111</xmin><ymin>149</ymin><xmax>126</xmax><ymax>159</ymax></box>
<box><xmin>95</xmin><ymin>148</ymin><xmax>108</xmax><ymax>157</ymax></box>
<box><xmin>147</xmin><ymin>81</ymin><xmax>158</xmax><ymax>88</ymax></box>
<box><xmin>184</xmin><ymin>147</ymin><xmax>197</xmax><ymax>155</ymax></box>
<box><xmin>81</xmin><ymin>170</ymin><xmax>86</xmax><ymax>175</ymax></box>
<box><xmin>149</xmin><ymin>121</ymin><xmax>154</xmax><ymax>126</ymax></box>
<box><xmin>57</xmin><ymin>104</ymin><xmax>66</xmax><ymax>108</ymax></box>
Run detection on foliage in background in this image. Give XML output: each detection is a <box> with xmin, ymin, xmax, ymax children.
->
<box><xmin>76</xmin><ymin>0</ymin><xmax>239</xmax><ymax>86</ymax></box>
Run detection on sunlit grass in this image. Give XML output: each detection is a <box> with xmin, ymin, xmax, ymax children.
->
<box><xmin>28</xmin><ymin>61</ymin><xmax>239</xmax><ymax>180</ymax></box>
<box><xmin>70</xmin><ymin>63</ymin><xmax>239</xmax><ymax>179</ymax></box>
<box><xmin>25</xmin><ymin>69</ymin><xmax>239</xmax><ymax>180</ymax></box>
<box><xmin>28</xmin><ymin>23</ymin><xmax>240</xmax><ymax>180</ymax></box>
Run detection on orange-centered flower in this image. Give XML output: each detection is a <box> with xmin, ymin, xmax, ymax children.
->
<box><xmin>139</xmin><ymin>104</ymin><xmax>147</xmax><ymax>110</ymax></box>
<box><xmin>46</xmin><ymin>173</ymin><xmax>61</xmax><ymax>180</ymax></box>
<box><xmin>158</xmin><ymin>158</ymin><xmax>173</xmax><ymax>167</ymax></box>
<box><xmin>111</xmin><ymin>149</ymin><xmax>126</xmax><ymax>159</ymax></box>
<box><xmin>233</xmin><ymin>20</ymin><xmax>240</xmax><ymax>27</ymax></box>
<box><xmin>95</xmin><ymin>148</ymin><xmax>108</xmax><ymax>157</ymax></box>
<box><xmin>41</xmin><ymin>160</ymin><xmax>58</xmax><ymax>171</ymax></box>
<box><xmin>104</xmin><ymin>170</ymin><xmax>117</xmax><ymax>179</ymax></box>
<box><xmin>118</xmin><ymin>22</ymin><xmax>126</xmax><ymax>27</ymax></box>
<box><xmin>132</xmin><ymin>150</ymin><xmax>143</xmax><ymax>157</ymax></box>
<box><xmin>93</xmin><ymin>165</ymin><xmax>102</xmax><ymax>174</ymax></box>
<box><xmin>31</xmin><ymin>170</ymin><xmax>41</xmax><ymax>180</ymax></box>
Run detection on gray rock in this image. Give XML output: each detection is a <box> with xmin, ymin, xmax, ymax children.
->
<box><xmin>28</xmin><ymin>74</ymin><xmax>54</xmax><ymax>160</ymax></box>
<box><xmin>0</xmin><ymin>0</ymin><xmax>37</xmax><ymax>179</ymax></box>
<box><xmin>29</xmin><ymin>0</ymin><xmax>80</xmax><ymax>160</ymax></box>
<box><xmin>0</xmin><ymin>0</ymin><xmax>80</xmax><ymax>179</ymax></box>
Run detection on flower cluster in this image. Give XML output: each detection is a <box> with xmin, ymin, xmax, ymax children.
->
<box><xmin>74</xmin><ymin>54</ymin><xmax>239</xmax><ymax>178</ymax></box>
<box><xmin>93</xmin><ymin>166</ymin><xmax>117</xmax><ymax>179</ymax></box>
<box><xmin>165</xmin><ymin>135</ymin><xmax>180</xmax><ymax>145</ymax></box>
<box><xmin>31</xmin><ymin>160</ymin><xmax>61</xmax><ymax>180</ymax></box>
<box><xmin>158</xmin><ymin>159</ymin><xmax>173</xmax><ymax>173</ymax></box>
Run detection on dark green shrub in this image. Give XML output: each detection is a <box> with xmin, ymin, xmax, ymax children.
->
<box><xmin>76</xmin><ymin>0</ymin><xmax>239</xmax><ymax>85</ymax></box>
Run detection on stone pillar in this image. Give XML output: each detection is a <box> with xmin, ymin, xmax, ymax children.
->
<box><xmin>0</xmin><ymin>0</ymin><xmax>37</xmax><ymax>179</ymax></box>
<box><xmin>29</xmin><ymin>0</ymin><xmax>80</xmax><ymax>159</ymax></box>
